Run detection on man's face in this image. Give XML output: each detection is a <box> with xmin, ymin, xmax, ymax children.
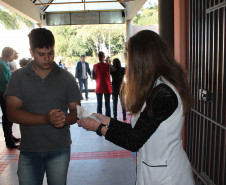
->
<box><xmin>30</xmin><ymin>47</ymin><xmax>55</xmax><ymax>70</ymax></box>
<box><xmin>81</xmin><ymin>56</ymin><xmax>85</xmax><ymax>62</ymax></box>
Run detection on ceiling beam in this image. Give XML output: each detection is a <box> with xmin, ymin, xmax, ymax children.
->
<box><xmin>43</xmin><ymin>0</ymin><xmax>54</xmax><ymax>11</ymax></box>
<box><xmin>117</xmin><ymin>0</ymin><xmax>126</xmax><ymax>8</ymax></box>
<box><xmin>35</xmin><ymin>1</ymin><xmax>134</xmax><ymax>6</ymax></box>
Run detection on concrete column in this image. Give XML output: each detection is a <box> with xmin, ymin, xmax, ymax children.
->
<box><xmin>126</xmin><ymin>20</ymin><xmax>133</xmax><ymax>41</ymax></box>
<box><xmin>158</xmin><ymin>0</ymin><xmax>174</xmax><ymax>54</ymax></box>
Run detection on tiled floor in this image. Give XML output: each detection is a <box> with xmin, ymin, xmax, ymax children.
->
<box><xmin>0</xmin><ymin>93</ymin><xmax>136</xmax><ymax>185</ymax></box>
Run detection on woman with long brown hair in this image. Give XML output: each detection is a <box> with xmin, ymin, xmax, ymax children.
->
<box><xmin>78</xmin><ymin>30</ymin><xmax>195</xmax><ymax>185</ymax></box>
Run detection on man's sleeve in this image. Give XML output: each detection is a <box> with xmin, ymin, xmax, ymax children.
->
<box><xmin>75</xmin><ymin>63</ymin><xmax>78</xmax><ymax>78</ymax></box>
<box><xmin>0</xmin><ymin>65</ymin><xmax>10</xmax><ymax>86</ymax></box>
<box><xmin>67</xmin><ymin>73</ymin><xmax>83</xmax><ymax>103</ymax></box>
<box><xmin>4</xmin><ymin>70</ymin><xmax>22</xmax><ymax>100</ymax></box>
<box><xmin>87</xmin><ymin>63</ymin><xmax>91</xmax><ymax>76</ymax></box>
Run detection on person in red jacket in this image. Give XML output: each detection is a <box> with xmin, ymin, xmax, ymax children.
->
<box><xmin>92</xmin><ymin>51</ymin><xmax>112</xmax><ymax>116</ymax></box>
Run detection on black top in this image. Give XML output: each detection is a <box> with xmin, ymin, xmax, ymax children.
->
<box><xmin>105</xmin><ymin>84</ymin><xmax>179</xmax><ymax>152</ymax></box>
<box><xmin>111</xmin><ymin>67</ymin><xmax>125</xmax><ymax>94</ymax></box>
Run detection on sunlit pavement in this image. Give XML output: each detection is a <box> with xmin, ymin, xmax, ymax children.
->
<box><xmin>0</xmin><ymin>92</ymin><xmax>136</xmax><ymax>185</ymax></box>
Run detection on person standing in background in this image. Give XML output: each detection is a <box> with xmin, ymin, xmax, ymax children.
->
<box><xmin>111</xmin><ymin>58</ymin><xmax>126</xmax><ymax>120</ymax></box>
<box><xmin>105</xmin><ymin>56</ymin><xmax>111</xmax><ymax>64</ymax></box>
<box><xmin>93</xmin><ymin>51</ymin><xmax>112</xmax><ymax>117</ymax></box>
<box><xmin>63</xmin><ymin>63</ymin><xmax>68</xmax><ymax>71</ymax></box>
<box><xmin>0</xmin><ymin>47</ymin><xmax>19</xmax><ymax>148</ymax></box>
<box><xmin>58</xmin><ymin>60</ymin><xmax>65</xmax><ymax>69</ymax></box>
<box><xmin>19</xmin><ymin>58</ymin><xmax>31</xmax><ymax>67</ymax></box>
<box><xmin>75</xmin><ymin>55</ymin><xmax>91</xmax><ymax>101</ymax></box>
<box><xmin>8</xmin><ymin>51</ymin><xmax>18</xmax><ymax>73</ymax></box>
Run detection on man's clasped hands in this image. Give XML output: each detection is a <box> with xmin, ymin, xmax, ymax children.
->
<box><xmin>47</xmin><ymin>108</ymin><xmax>110</xmax><ymax>133</ymax></box>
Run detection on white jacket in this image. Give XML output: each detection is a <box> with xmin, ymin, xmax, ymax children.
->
<box><xmin>131</xmin><ymin>77</ymin><xmax>195</xmax><ymax>185</ymax></box>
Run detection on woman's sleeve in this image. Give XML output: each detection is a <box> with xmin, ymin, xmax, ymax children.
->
<box><xmin>109</xmin><ymin>64</ymin><xmax>116</xmax><ymax>74</ymax></box>
<box><xmin>105</xmin><ymin>84</ymin><xmax>178</xmax><ymax>152</ymax></box>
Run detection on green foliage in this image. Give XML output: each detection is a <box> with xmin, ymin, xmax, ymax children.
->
<box><xmin>133</xmin><ymin>5</ymin><xmax>158</xmax><ymax>26</ymax></box>
<box><xmin>0</xmin><ymin>6</ymin><xmax>34</xmax><ymax>29</ymax></box>
<box><xmin>0</xmin><ymin>9</ymin><xmax>18</xmax><ymax>29</ymax></box>
<box><xmin>49</xmin><ymin>25</ymin><xmax>126</xmax><ymax>66</ymax></box>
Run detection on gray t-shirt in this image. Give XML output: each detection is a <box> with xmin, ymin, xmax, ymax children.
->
<box><xmin>5</xmin><ymin>61</ymin><xmax>82</xmax><ymax>152</ymax></box>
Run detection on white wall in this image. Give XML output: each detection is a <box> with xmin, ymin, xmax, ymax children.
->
<box><xmin>0</xmin><ymin>29</ymin><xmax>32</xmax><ymax>59</ymax></box>
<box><xmin>133</xmin><ymin>24</ymin><xmax>159</xmax><ymax>35</ymax></box>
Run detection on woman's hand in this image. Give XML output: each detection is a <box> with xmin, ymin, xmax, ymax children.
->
<box><xmin>92</xmin><ymin>113</ymin><xmax>111</xmax><ymax>126</ymax></box>
<box><xmin>77</xmin><ymin>118</ymin><xmax>100</xmax><ymax>131</ymax></box>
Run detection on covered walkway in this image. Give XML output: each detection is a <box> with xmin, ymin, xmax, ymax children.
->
<box><xmin>0</xmin><ymin>93</ymin><xmax>136</xmax><ymax>185</ymax></box>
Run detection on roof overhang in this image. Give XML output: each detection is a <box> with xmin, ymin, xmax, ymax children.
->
<box><xmin>0</xmin><ymin>0</ymin><xmax>147</xmax><ymax>26</ymax></box>
<box><xmin>0</xmin><ymin>0</ymin><xmax>47</xmax><ymax>26</ymax></box>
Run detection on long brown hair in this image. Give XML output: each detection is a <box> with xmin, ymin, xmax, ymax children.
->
<box><xmin>121</xmin><ymin>30</ymin><xmax>192</xmax><ymax>115</ymax></box>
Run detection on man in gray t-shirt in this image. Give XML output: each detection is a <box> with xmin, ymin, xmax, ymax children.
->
<box><xmin>5</xmin><ymin>28</ymin><xmax>82</xmax><ymax>185</ymax></box>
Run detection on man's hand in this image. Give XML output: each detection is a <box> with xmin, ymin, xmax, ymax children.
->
<box><xmin>48</xmin><ymin>109</ymin><xmax>66</xmax><ymax>128</ymax></box>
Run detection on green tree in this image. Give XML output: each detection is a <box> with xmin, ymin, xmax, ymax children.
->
<box><xmin>133</xmin><ymin>5</ymin><xmax>158</xmax><ymax>26</ymax></box>
<box><xmin>49</xmin><ymin>24</ymin><xmax>126</xmax><ymax>66</ymax></box>
<box><xmin>0</xmin><ymin>6</ymin><xmax>34</xmax><ymax>29</ymax></box>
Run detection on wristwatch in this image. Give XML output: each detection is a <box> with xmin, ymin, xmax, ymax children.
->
<box><xmin>96</xmin><ymin>123</ymin><xmax>106</xmax><ymax>136</ymax></box>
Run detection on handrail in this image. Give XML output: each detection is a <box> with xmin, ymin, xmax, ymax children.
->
<box><xmin>190</xmin><ymin>109</ymin><xmax>226</xmax><ymax>130</ymax></box>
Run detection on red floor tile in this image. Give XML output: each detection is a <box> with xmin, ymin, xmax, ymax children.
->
<box><xmin>0</xmin><ymin>162</ymin><xmax>10</xmax><ymax>175</ymax></box>
<box><xmin>70</xmin><ymin>150</ymin><xmax>132</xmax><ymax>160</ymax></box>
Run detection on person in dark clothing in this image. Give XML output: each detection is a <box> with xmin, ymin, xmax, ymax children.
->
<box><xmin>0</xmin><ymin>47</ymin><xmax>20</xmax><ymax>148</ymax></box>
<box><xmin>75</xmin><ymin>55</ymin><xmax>91</xmax><ymax>100</ymax></box>
<box><xmin>77</xmin><ymin>30</ymin><xmax>195</xmax><ymax>185</ymax></box>
<box><xmin>19</xmin><ymin>58</ymin><xmax>31</xmax><ymax>67</ymax></box>
<box><xmin>111</xmin><ymin>58</ymin><xmax>126</xmax><ymax>120</ymax></box>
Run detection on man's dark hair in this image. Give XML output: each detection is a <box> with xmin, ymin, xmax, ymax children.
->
<box><xmin>28</xmin><ymin>28</ymin><xmax>55</xmax><ymax>51</ymax></box>
<box><xmin>98</xmin><ymin>51</ymin><xmax>105</xmax><ymax>61</ymax></box>
<box><xmin>81</xmin><ymin>54</ymin><xmax>85</xmax><ymax>58</ymax></box>
<box><xmin>19</xmin><ymin>58</ymin><xmax>31</xmax><ymax>67</ymax></box>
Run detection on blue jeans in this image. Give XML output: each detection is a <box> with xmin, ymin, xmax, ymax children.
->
<box><xmin>78</xmin><ymin>78</ymin><xmax>88</xmax><ymax>98</ymax></box>
<box><xmin>96</xmin><ymin>93</ymin><xmax>111</xmax><ymax>117</ymax></box>
<box><xmin>17</xmin><ymin>147</ymin><xmax>70</xmax><ymax>185</ymax></box>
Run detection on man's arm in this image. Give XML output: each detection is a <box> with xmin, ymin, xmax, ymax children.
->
<box><xmin>6</xmin><ymin>96</ymin><xmax>68</xmax><ymax>127</ymax></box>
<box><xmin>92</xmin><ymin>67</ymin><xmax>95</xmax><ymax>80</ymax></box>
<box><xmin>109</xmin><ymin>63</ymin><xmax>116</xmax><ymax>74</ymax></box>
<box><xmin>75</xmin><ymin>63</ymin><xmax>79</xmax><ymax>78</ymax></box>
<box><xmin>65</xmin><ymin>101</ymin><xmax>81</xmax><ymax>126</ymax></box>
<box><xmin>6</xmin><ymin>96</ymin><xmax>48</xmax><ymax>125</ymax></box>
<box><xmin>86</xmin><ymin>63</ymin><xmax>91</xmax><ymax>77</ymax></box>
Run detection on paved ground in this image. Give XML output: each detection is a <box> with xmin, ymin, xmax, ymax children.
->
<box><xmin>0</xmin><ymin>93</ymin><xmax>136</xmax><ymax>185</ymax></box>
